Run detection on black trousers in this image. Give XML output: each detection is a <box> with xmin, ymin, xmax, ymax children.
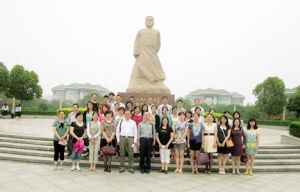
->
<box><xmin>139</xmin><ymin>138</ymin><xmax>153</xmax><ymax>170</ymax></box>
<box><xmin>53</xmin><ymin>141</ymin><xmax>65</xmax><ymax>161</ymax></box>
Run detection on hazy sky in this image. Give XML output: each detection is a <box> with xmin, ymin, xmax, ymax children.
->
<box><xmin>0</xmin><ymin>0</ymin><xmax>299</xmax><ymax>104</ymax></box>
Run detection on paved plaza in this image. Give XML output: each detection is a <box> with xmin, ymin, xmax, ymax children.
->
<box><xmin>0</xmin><ymin>118</ymin><xmax>299</xmax><ymax>192</ymax></box>
<box><xmin>0</xmin><ymin>161</ymin><xmax>299</xmax><ymax>192</ymax></box>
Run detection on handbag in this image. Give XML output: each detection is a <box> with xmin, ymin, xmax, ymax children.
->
<box><xmin>220</xmin><ymin>127</ymin><xmax>234</xmax><ymax>148</ymax></box>
<box><xmin>241</xmin><ymin>150</ymin><xmax>247</xmax><ymax>163</ymax></box>
<box><xmin>101</xmin><ymin>145</ymin><xmax>116</xmax><ymax>156</ymax></box>
<box><xmin>196</xmin><ymin>151</ymin><xmax>210</xmax><ymax>164</ymax></box>
<box><xmin>58</xmin><ymin>139</ymin><xmax>68</xmax><ymax>146</ymax></box>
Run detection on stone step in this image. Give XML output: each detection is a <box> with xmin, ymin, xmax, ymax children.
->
<box><xmin>1</xmin><ymin>133</ymin><xmax>300</xmax><ymax>150</ymax></box>
<box><xmin>0</xmin><ymin>133</ymin><xmax>52</xmax><ymax>141</ymax></box>
<box><xmin>1</xmin><ymin>152</ymin><xmax>300</xmax><ymax>172</ymax></box>
<box><xmin>1</xmin><ymin>142</ymin><xmax>300</xmax><ymax>159</ymax></box>
<box><xmin>1</xmin><ymin>147</ymin><xmax>300</xmax><ymax>166</ymax></box>
<box><xmin>0</xmin><ymin>137</ymin><xmax>53</xmax><ymax>146</ymax></box>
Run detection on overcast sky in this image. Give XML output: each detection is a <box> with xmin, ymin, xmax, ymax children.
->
<box><xmin>0</xmin><ymin>0</ymin><xmax>299</xmax><ymax>104</ymax></box>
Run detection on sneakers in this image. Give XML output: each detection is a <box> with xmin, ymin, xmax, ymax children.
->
<box><xmin>119</xmin><ymin>167</ymin><xmax>125</xmax><ymax>173</ymax></box>
<box><xmin>76</xmin><ymin>164</ymin><xmax>81</xmax><ymax>171</ymax></box>
<box><xmin>70</xmin><ymin>165</ymin><xmax>76</xmax><ymax>171</ymax></box>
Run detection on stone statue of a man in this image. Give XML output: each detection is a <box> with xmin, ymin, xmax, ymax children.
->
<box><xmin>126</xmin><ymin>16</ymin><xmax>171</xmax><ymax>94</ymax></box>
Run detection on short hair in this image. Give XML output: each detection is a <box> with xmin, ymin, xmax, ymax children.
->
<box><xmin>91</xmin><ymin>92</ymin><xmax>97</xmax><ymax>97</ymax></box>
<box><xmin>108</xmin><ymin>92</ymin><xmax>115</xmax><ymax>96</ymax></box>
<box><xmin>162</xmin><ymin>96</ymin><xmax>168</xmax><ymax>100</ymax></box>
<box><xmin>129</xmin><ymin>96</ymin><xmax>135</xmax><ymax>99</ymax></box>
<box><xmin>126</xmin><ymin>101</ymin><xmax>133</xmax><ymax>106</ymax></box>
<box><xmin>195</xmin><ymin>107</ymin><xmax>201</xmax><ymax>112</ymax></box>
<box><xmin>57</xmin><ymin>110</ymin><xmax>65</xmax><ymax>115</ymax></box>
<box><xmin>172</xmin><ymin>106</ymin><xmax>178</xmax><ymax>111</ymax></box>
<box><xmin>193</xmin><ymin>112</ymin><xmax>200</xmax><ymax>117</ymax></box>
<box><xmin>177</xmin><ymin>99</ymin><xmax>183</xmax><ymax>104</ymax></box>
<box><xmin>208</xmin><ymin>108</ymin><xmax>214</xmax><ymax>113</ymax></box>
<box><xmin>223</xmin><ymin>111</ymin><xmax>230</xmax><ymax>114</ymax></box>
<box><xmin>75</xmin><ymin>112</ymin><xmax>83</xmax><ymax>118</ymax></box>
<box><xmin>104</xmin><ymin>110</ymin><xmax>113</xmax><ymax>117</ymax></box>
<box><xmin>185</xmin><ymin>111</ymin><xmax>193</xmax><ymax>117</ymax></box>
<box><xmin>162</xmin><ymin>106</ymin><xmax>169</xmax><ymax>111</ymax></box>
<box><xmin>178</xmin><ymin>112</ymin><xmax>186</xmax><ymax>116</ymax></box>
<box><xmin>118</xmin><ymin>107</ymin><xmax>125</xmax><ymax>112</ymax></box>
<box><xmin>151</xmin><ymin>104</ymin><xmax>157</xmax><ymax>109</ymax></box>
<box><xmin>194</xmin><ymin>98</ymin><xmax>199</xmax><ymax>102</ymax></box>
<box><xmin>125</xmin><ymin>109</ymin><xmax>132</xmax><ymax>114</ymax></box>
<box><xmin>73</xmin><ymin>103</ymin><xmax>79</xmax><ymax>108</ymax></box>
<box><xmin>247</xmin><ymin>118</ymin><xmax>258</xmax><ymax>130</ymax></box>
<box><xmin>116</xmin><ymin>94</ymin><xmax>121</xmax><ymax>97</ymax></box>
<box><xmin>103</xmin><ymin>95</ymin><xmax>109</xmax><ymax>99</ymax></box>
<box><xmin>92</xmin><ymin>111</ymin><xmax>99</xmax><ymax>117</ymax></box>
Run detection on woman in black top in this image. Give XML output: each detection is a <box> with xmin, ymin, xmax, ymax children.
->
<box><xmin>70</xmin><ymin>112</ymin><xmax>86</xmax><ymax>171</ymax></box>
<box><xmin>217</xmin><ymin>115</ymin><xmax>232</xmax><ymax>175</ymax></box>
<box><xmin>157</xmin><ymin>117</ymin><xmax>174</xmax><ymax>174</ymax></box>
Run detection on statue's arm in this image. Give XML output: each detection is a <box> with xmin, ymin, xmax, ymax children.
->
<box><xmin>134</xmin><ymin>31</ymin><xmax>141</xmax><ymax>57</ymax></box>
<box><xmin>156</xmin><ymin>31</ymin><xmax>161</xmax><ymax>53</ymax></box>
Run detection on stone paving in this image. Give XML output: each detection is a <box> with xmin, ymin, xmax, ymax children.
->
<box><xmin>0</xmin><ymin>161</ymin><xmax>299</xmax><ymax>192</ymax></box>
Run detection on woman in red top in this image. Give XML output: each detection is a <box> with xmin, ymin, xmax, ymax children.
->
<box><xmin>131</xmin><ymin>106</ymin><xmax>143</xmax><ymax>126</ymax></box>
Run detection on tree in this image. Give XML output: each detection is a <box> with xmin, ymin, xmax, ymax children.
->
<box><xmin>253</xmin><ymin>77</ymin><xmax>286</xmax><ymax>119</ymax></box>
<box><xmin>0</xmin><ymin>62</ymin><xmax>9</xmax><ymax>94</ymax></box>
<box><xmin>6</xmin><ymin>65</ymin><xmax>43</xmax><ymax>104</ymax></box>
<box><xmin>287</xmin><ymin>86</ymin><xmax>300</xmax><ymax>119</ymax></box>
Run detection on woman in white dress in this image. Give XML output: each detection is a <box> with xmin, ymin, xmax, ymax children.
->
<box><xmin>202</xmin><ymin>114</ymin><xmax>218</xmax><ymax>174</ymax></box>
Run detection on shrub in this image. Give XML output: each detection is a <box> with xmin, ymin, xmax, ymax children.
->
<box><xmin>256</xmin><ymin>120</ymin><xmax>291</xmax><ymax>127</ymax></box>
<box><xmin>22</xmin><ymin>110</ymin><xmax>57</xmax><ymax>116</ymax></box>
<box><xmin>290</xmin><ymin>121</ymin><xmax>300</xmax><ymax>138</ymax></box>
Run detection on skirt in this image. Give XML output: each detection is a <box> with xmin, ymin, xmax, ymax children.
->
<box><xmin>189</xmin><ymin>140</ymin><xmax>201</xmax><ymax>151</ymax></box>
<box><xmin>100</xmin><ymin>138</ymin><xmax>116</xmax><ymax>148</ymax></box>
<box><xmin>217</xmin><ymin>140</ymin><xmax>231</xmax><ymax>154</ymax></box>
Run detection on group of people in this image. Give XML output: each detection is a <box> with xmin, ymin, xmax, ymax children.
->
<box><xmin>0</xmin><ymin>103</ymin><xmax>22</xmax><ymax>119</ymax></box>
<box><xmin>52</xmin><ymin>92</ymin><xmax>260</xmax><ymax>176</ymax></box>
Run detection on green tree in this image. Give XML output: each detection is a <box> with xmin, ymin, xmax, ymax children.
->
<box><xmin>0</xmin><ymin>62</ymin><xmax>9</xmax><ymax>94</ymax></box>
<box><xmin>253</xmin><ymin>77</ymin><xmax>286</xmax><ymax>120</ymax></box>
<box><xmin>287</xmin><ymin>86</ymin><xmax>300</xmax><ymax>119</ymax></box>
<box><xmin>6</xmin><ymin>65</ymin><xmax>43</xmax><ymax>104</ymax></box>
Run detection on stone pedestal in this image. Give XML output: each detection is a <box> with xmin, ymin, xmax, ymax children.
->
<box><xmin>118</xmin><ymin>92</ymin><xmax>175</xmax><ymax>106</ymax></box>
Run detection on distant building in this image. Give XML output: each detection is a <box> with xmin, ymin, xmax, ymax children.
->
<box><xmin>187</xmin><ymin>88</ymin><xmax>245</xmax><ymax>105</ymax></box>
<box><xmin>52</xmin><ymin>83</ymin><xmax>110</xmax><ymax>102</ymax></box>
<box><xmin>286</xmin><ymin>87</ymin><xmax>299</xmax><ymax>98</ymax></box>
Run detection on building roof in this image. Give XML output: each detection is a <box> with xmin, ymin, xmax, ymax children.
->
<box><xmin>285</xmin><ymin>87</ymin><xmax>299</xmax><ymax>96</ymax></box>
<box><xmin>187</xmin><ymin>88</ymin><xmax>245</xmax><ymax>99</ymax></box>
<box><xmin>52</xmin><ymin>83</ymin><xmax>110</xmax><ymax>92</ymax></box>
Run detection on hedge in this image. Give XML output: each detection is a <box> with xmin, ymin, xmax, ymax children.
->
<box><xmin>256</xmin><ymin>120</ymin><xmax>291</xmax><ymax>127</ymax></box>
<box><xmin>290</xmin><ymin>121</ymin><xmax>300</xmax><ymax>138</ymax></box>
<box><xmin>20</xmin><ymin>111</ymin><xmax>57</xmax><ymax>116</ymax></box>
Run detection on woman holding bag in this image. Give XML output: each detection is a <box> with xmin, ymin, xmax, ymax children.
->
<box><xmin>87</xmin><ymin>112</ymin><xmax>101</xmax><ymax>171</ymax></box>
<box><xmin>217</xmin><ymin>115</ymin><xmax>232</xmax><ymax>175</ymax></box>
<box><xmin>70</xmin><ymin>112</ymin><xmax>87</xmax><ymax>171</ymax></box>
<box><xmin>52</xmin><ymin>111</ymin><xmax>69</xmax><ymax>170</ymax></box>
<box><xmin>100</xmin><ymin>110</ymin><xmax>116</xmax><ymax>172</ymax></box>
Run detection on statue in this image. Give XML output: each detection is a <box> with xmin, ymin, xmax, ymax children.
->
<box><xmin>126</xmin><ymin>16</ymin><xmax>171</xmax><ymax>94</ymax></box>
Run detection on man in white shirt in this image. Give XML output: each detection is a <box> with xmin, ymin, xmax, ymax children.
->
<box><xmin>191</xmin><ymin>98</ymin><xmax>205</xmax><ymax>116</ymax></box>
<box><xmin>116</xmin><ymin>110</ymin><xmax>138</xmax><ymax>174</ymax></box>
<box><xmin>157</xmin><ymin>96</ymin><xmax>172</xmax><ymax>116</ymax></box>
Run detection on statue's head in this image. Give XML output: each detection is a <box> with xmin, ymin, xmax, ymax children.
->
<box><xmin>145</xmin><ymin>16</ymin><xmax>154</xmax><ymax>28</ymax></box>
